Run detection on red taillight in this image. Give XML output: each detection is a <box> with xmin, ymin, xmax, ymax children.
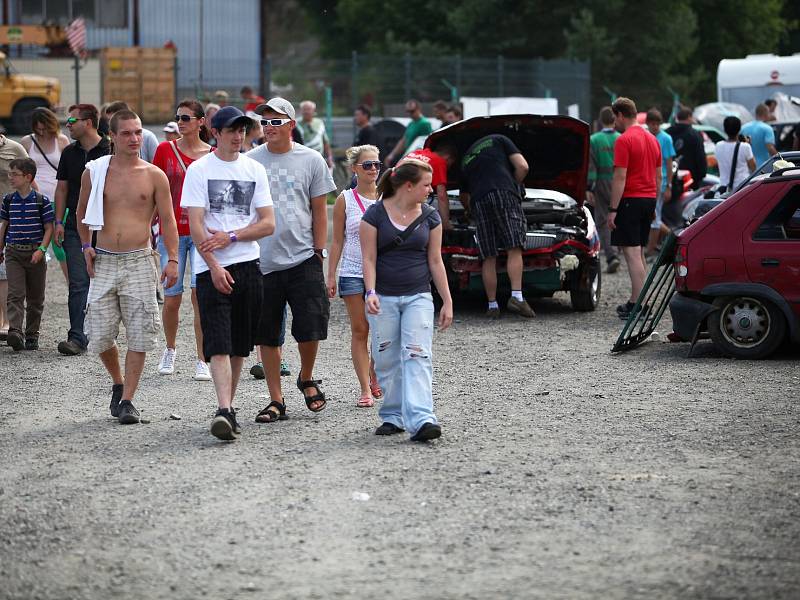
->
<box><xmin>674</xmin><ymin>244</ymin><xmax>688</xmax><ymax>290</ymax></box>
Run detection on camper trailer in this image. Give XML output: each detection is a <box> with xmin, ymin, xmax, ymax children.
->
<box><xmin>717</xmin><ymin>54</ymin><xmax>800</xmax><ymax>112</ymax></box>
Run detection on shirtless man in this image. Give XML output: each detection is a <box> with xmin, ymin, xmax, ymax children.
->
<box><xmin>77</xmin><ymin>109</ymin><xmax>179</xmax><ymax>424</ymax></box>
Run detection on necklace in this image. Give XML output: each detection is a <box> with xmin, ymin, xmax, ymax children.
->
<box><xmin>390</xmin><ymin>200</ymin><xmax>417</xmax><ymax>220</ymax></box>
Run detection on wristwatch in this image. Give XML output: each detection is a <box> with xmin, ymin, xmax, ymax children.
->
<box><xmin>314</xmin><ymin>248</ymin><xmax>328</xmax><ymax>259</ymax></box>
<box><xmin>228</xmin><ymin>231</ymin><xmax>237</xmax><ymax>243</ymax></box>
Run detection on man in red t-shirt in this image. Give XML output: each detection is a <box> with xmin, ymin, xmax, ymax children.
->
<box><xmin>241</xmin><ymin>86</ymin><xmax>266</xmax><ymax>113</ymax></box>
<box><xmin>607</xmin><ymin>97</ymin><xmax>662</xmax><ymax>318</ymax></box>
<box><xmin>402</xmin><ymin>147</ymin><xmax>452</xmax><ymax>228</ymax></box>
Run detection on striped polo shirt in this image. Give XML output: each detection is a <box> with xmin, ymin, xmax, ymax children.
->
<box><xmin>0</xmin><ymin>190</ymin><xmax>55</xmax><ymax>245</ymax></box>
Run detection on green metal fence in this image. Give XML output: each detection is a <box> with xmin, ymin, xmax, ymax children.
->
<box><xmin>265</xmin><ymin>52</ymin><xmax>591</xmax><ymax>118</ymax></box>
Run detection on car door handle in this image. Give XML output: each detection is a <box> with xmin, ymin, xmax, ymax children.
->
<box><xmin>761</xmin><ymin>258</ymin><xmax>780</xmax><ymax>267</ymax></box>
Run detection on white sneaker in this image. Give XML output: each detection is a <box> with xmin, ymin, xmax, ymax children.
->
<box><xmin>193</xmin><ymin>359</ymin><xmax>212</xmax><ymax>381</ymax></box>
<box><xmin>158</xmin><ymin>347</ymin><xmax>177</xmax><ymax>375</ymax></box>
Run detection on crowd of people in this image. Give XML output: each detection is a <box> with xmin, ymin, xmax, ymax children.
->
<box><xmin>1</xmin><ymin>89</ymin><xmax>786</xmax><ymax>440</ymax></box>
<box><xmin>586</xmin><ymin>97</ymin><xmax>786</xmax><ymax>320</ymax></box>
<box><xmin>0</xmin><ymin>94</ymin><xmax>454</xmax><ymax>444</ymax></box>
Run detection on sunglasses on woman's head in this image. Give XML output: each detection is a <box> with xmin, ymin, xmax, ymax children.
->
<box><xmin>174</xmin><ymin>114</ymin><xmax>198</xmax><ymax>122</ymax></box>
<box><xmin>260</xmin><ymin>118</ymin><xmax>292</xmax><ymax>127</ymax></box>
<box><xmin>357</xmin><ymin>161</ymin><xmax>382</xmax><ymax>170</ymax></box>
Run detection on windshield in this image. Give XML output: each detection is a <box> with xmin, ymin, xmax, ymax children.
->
<box><xmin>733</xmin><ymin>153</ymin><xmax>800</xmax><ymax>192</ymax></box>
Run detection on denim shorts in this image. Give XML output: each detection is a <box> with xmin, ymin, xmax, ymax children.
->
<box><xmin>338</xmin><ymin>276</ymin><xmax>365</xmax><ymax>297</ymax></box>
<box><xmin>157</xmin><ymin>235</ymin><xmax>196</xmax><ymax>296</ymax></box>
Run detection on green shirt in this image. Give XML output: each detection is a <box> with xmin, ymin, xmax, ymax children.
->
<box><xmin>588</xmin><ymin>129</ymin><xmax>620</xmax><ymax>183</ymax></box>
<box><xmin>298</xmin><ymin>117</ymin><xmax>329</xmax><ymax>155</ymax></box>
<box><xmin>404</xmin><ymin>116</ymin><xmax>432</xmax><ymax>150</ymax></box>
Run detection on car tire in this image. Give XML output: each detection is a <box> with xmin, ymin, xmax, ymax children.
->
<box><xmin>708</xmin><ymin>296</ymin><xmax>786</xmax><ymax>359</ymax></box>
<box><xmin>10</xmin><ymin>98</ymin><xmax>48</xmax><ymax>135</ymax></box>
<box><xmin>570</xmin><ymin>257</ymin><xmax>601</xmax><ymax>311</ymax></box>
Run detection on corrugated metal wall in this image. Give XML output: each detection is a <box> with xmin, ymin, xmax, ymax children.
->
<box><xmin>135</xmin><ymin>0</ymin><xmax>261</xmax><ymax>96</ymax></box>
<box><xmin>4</xmin><ymin>0</ymin><xmax>262</xmax><ymax>97</ymax></box>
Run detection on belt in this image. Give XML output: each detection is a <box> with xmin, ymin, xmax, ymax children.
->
<box><xmin>8</xmin><ymin>243</ymin><xmax>40</xmax><ymax>250</ymax></box>
<box><xmin>95</xmin><ymin>247</ymin><xmax>155</xmax><ymax>261</ymax></box>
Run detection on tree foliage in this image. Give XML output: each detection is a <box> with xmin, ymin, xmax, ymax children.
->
<box><xmin>301</xmin><ymin>0</ymin><xmax>796</xmax><ymax>112</ymax></box>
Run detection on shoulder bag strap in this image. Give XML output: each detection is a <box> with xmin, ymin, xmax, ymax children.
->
<box><xmin>378</xmin><ymin>204</ymin><xmax>434</xmax><ymax>255</ymax></box>
<box><xmin>2</xmin><ymin>194</ymin><xmax>11</xmax><ymax>242</ymax></box>
<box><xmin>30</xmin><ymin>135</ymin><xmax>59</xmax><ymax>171</ymax></box>
<box><xmin>169</xmin><ymin>140</ymin><xmax>188</xmax><ymax>172</ymax></box>
<box><xmin>352</xmin><ymin>189</ymin><xmax>367</xmax><ymax>214</ymax></box>
<box><xmin>727</xmin><ymin>142</ymin><xmax>741</xmax><ymax>191</ymax></box>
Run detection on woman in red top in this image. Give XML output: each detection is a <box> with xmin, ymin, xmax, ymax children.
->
<box><xmin>152</xmin><ymin>99</ymin><xmax>213</xmax><ymax>381</ymax></box>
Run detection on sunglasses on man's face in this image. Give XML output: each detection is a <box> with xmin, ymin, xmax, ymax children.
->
<box><xmin>260</xmin><ymin>118</ymin><xmax>292</xmax><ymax>127</ymax></box>
<box><xmin>174</xmin><ymin>114</ymin><xmax>198</xmax><ymax>122</ymax></box>
<box><xmin>357</xmin><ymin>160</ymin><xmax>382</xmax><ymax>170</ymax></box>
<box><xmin>66</xmin><ymin>117</ymin><xmax>87</xmax><ymax>125</ymax></box>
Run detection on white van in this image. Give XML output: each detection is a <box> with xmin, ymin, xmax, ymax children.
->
<box><xmin>717</xmin><ymin>54</ymin><xmax>800</xmax><ymax>112</ymax></box>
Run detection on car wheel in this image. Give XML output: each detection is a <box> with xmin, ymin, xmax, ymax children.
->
<box><xmin>570</xmin><ymin>257</ymin><xmax>601</xmax><ymax>311</ymax></box>
<box><xmin>708</xmin><ymin>296</ymin><xmax>786</xmax><ymax>359</ymax></box>
<box><xmin>10</xmin><ymin>98</ymin><xmax>48</xmax><ymax>135</ymax></box>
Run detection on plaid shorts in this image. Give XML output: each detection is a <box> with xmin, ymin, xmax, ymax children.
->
<box><xmin>473</xmin><ymin>189</ymin><xmax>527</xmax><ymax>258</ymax></box>
<box><xmin>86</xmin><ymin>248</ymin><xmax>161</xmax><ymax>354</ymax></box>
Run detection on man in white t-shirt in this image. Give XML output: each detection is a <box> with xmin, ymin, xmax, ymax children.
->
<box><xmin>247</xmin><ymin>97</ymin><xmax>336</xmax><ymax>424</ymax></box>
<box><xmin>716</xmin><ymin>116</ymin><xmax>757</xmax><ymax>192</ymax></box>
<box><xmin>181</xmin><ymin>106</ymin><xmax>275</xmax><ymax>441</ymax></box>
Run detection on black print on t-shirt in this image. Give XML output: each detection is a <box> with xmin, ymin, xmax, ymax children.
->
<box><xmin>208</xmin><ymin>179</ymin><xmax>255</xmax><ymax>216</ymax></box>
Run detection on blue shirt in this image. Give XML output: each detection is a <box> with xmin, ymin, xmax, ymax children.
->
<box><xmin>0</xmin><ymin>190</ymin><xmax>54</xmax><ymax>245</ymax></box>
<box><xmin>655</xmin><ymin>131</ymin><xmax>676</xmax><ymax>192</ymax></box>
<box><xmin>740</xmin><ymin>120</ymin><xmax>775</xmax><ymax>166</ymax></box>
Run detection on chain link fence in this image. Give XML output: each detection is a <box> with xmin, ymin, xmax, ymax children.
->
<box><xmin>265</xmin><ymin>53</ymin><xmax>590</xmax><ymax>119</ymax></box>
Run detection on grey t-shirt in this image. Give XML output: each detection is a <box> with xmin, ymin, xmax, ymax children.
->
<box><xmin>361</xmin><ymin>201</ymin><xmax>441</xmax><ymax>296</ymax></box>
<box><xmin>247</xmin><ymin>142</ymin><xmax>336</xmax><ymax>274</ymax></box>
<box><xmin>141</xmin><ymin>128</ymin><xmax>159</xmax><ymax>163</ymax></box>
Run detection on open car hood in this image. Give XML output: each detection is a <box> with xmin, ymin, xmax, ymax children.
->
<box><xmin>424</xmin><ymin>114</ymin><xmax>590</xmax><ymax>204</ymax></box>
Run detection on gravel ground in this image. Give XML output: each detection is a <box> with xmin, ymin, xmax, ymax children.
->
<box><xmin>1</xmin><ymin>255</ymin><xmax>799</xmax><ymax>600</ymax></box>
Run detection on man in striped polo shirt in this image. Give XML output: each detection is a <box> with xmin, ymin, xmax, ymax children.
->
<box><xmin>0</xmin><ymin>158</ymin><xmax>54</xmax><ymax>351</ymax></box>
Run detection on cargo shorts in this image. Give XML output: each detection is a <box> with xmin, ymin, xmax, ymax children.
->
<box><xmin>86</xmin><ymin>248</ymin><xmax>161</xmax><ymax>354</ymax></box>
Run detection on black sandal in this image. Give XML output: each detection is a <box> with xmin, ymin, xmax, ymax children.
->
<box><xmin>296</xmin><ymin>377</ymin><xmax>327</xmax><ymax>413</ymax></box>
<box><xmin>255</xmin><ymin>399</ymin><xmax>288</xmax><ymax>423</ymax></box>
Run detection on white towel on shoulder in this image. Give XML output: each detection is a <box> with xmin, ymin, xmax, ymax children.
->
<box><xmin>82</xmin><ymin>154</ymin><xmax>113</xmax><ymax>231</ymax></box>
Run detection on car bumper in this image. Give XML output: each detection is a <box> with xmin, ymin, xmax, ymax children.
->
<box><xmin>669</xmin><ymin>293</ymin><xmax>716</xmax><ymax>340</ymax></box>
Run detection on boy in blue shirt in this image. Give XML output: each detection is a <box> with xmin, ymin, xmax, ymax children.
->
<box><xmin>645</xmin><ymin>109</ymin><xmax>675</xmax><ymax>256</ymax></box>
<box><xmin>0</xmin><ymin>158</ymin><xmax>54</xmax><ymax>350</ymax></box>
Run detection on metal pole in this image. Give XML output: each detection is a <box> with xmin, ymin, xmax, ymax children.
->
<box><xmin>351</xmin><ymin>50</ymin><xmax>358</xmax><ymax>111</ymax></box>
<box><xmin>324</xmin><ymin>85</ymin><xmax>333</xmax><ymax>140</ymax></box>
<box><xmin>497</xmin><ymin>55</ymin><xmax>504</xmax><ymax>96</ymax></box>
<box><xmin>404</xmin><ymin>53</ymin><xmax>411</xmax><ymax>100</ymax></box>
<box><xmin>455</xmin><ymin>54</ymin><xmax>462</xmax><ymax>99</ymax></box>
<box><xmin>351</xmin><ymin>50</ymin><xmax>358</xmax><ymax>140</ymax></box>
<box><xmin>198</xmin><ymin>0</ymin><xmax>204</xmax><ymax>91</ymax></box>
<box><xmin>73</xmin><ymin>55</ymin><xmax>80</xmax><ymax>103</ymax></box>
<box><xmin>264</xmin><ymin>56</ymin><xmax>271</xmax><ymax>97</ymax></box>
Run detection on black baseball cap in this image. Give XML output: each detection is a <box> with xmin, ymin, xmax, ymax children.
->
<box><xmin>210</xmin><ymin>106</ymin><xmax>251</xmax><ymax>131</ymax></box>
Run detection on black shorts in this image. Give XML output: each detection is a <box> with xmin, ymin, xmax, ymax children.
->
<box><xmin>196</xmin><ymin>260</ymin><xmax>262</xmax><ymax>360</ymax></box>
<box><xmin>255</xmin><ymin>255</ymin><xmax>329</xmax><ymax>347</ymax></box>
<box><xmin>473</xmin><ymin>190</ymin><xmax>527</xmax><ymax>258</ymax></box>
<box><xmin>610</xmin><ymin>197</ymin><xmax>657</xmax><ymax>247</ymax></box>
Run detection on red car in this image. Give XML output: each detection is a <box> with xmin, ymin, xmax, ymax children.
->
<box><xmin>669</xmin><ymin>157</ymin><xmax>800</xmax><ymax>358</ymax></box>
<box><xmin>424</xmin><ymin>114</ymin><xmax>601</xmax><ymax>311</ymax></box>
